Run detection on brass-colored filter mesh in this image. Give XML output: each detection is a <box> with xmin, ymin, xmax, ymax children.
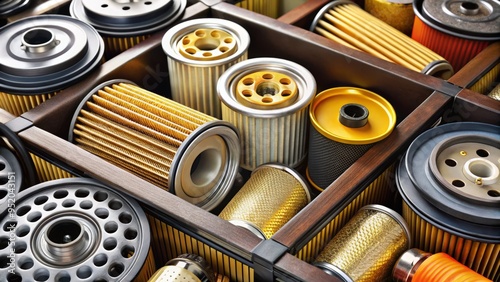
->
<box><xmin>236</xmin><ymin>0</ymin><xmax>279</xmax><ymax>18</ymax></box>
<box><xmin>219</xmin><ymin>166</ymin><xmax>309</xmax><ymax>239</ymax></box>
<box><xmin>72</xmin><ymin>82</ymin><xmax>216</xmax><ymax>189</ymax></box>
<box><xmin>133</xmin><ymin>247</ymin><xmax>157</xmax><ymax>282</ymax></box>
<box><xmin>364</xmin><ymin>0</ymin><xmax>414</xmax><ymax>35</ymax></box>
<box><xmin>296</xmin><ymin>165</ymin><xmax>395</xmax><ymax>262</ymax></box>
<box><xmin>30</xmin><ymin>153</ymin><xmax>74</xmax><ymax>182</ymax></box>
<box><xmin>104</xmin><ymin>35</ymin><xmax>150</xmax><ymax>60</ymax></box>
<box><xmin>314</xmin><ymin>207</ymin><xmax>410</xmax><ymax>282</ymax></box>
<box><xmin>487</xmin><ymin>83</ymin><xmax>500</xmax><ymax>100</ymax></box>
<box><xmin>469</xmin><ymin>63</ymin><xmax>500</xmax><ymax>95</ymax></box>
<box><xmin>147</xmin><ymin>214</ymin><xmax>254</xmax><ymax>282</ymax></box>
<box><xmin>313</xmin><ymin>3</ymin><xmax>447</xmax><ymax>74</ymax></box>
<box><xmin>0</xmin><ymin>91</ymin><xmax>57</xmax><ymax>116</ymax></box>
<box><xmin>402</xmin><ymin>202</ymin><xmax>500</xmax><ymax>280</ymax></box>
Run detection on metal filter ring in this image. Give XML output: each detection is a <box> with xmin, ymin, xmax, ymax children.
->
<box><xmin>68</xmin><ymin>79</ymin><xmax>240</xmax><ymax>211</ymax></box>
<box><xmin>0</xmin><ymin>0</ymin><xmax>30</xmax><ymax>17</ymax></box>
<box><xmin>217</xmin><ymin>57</ymin><xmax>316</xmax><ymax>171</ymax></box>
<box><xmin>0</xmin><ymin>178</ymin><xmax>151</xmax><ymax>281</ymax></box>
<box><xmin>0</xmin><ymin>15</ymin><xmax>104</xmax><ymax>94</ymax></box>
<box><xmin>70</xmin><ymin>0</ymin><xmax>186</xmax><ymax>37</ymax></box>
<box><xmin>162</xmin><ymin>18</ymin><xmax>250</xmax><ymax>118</ymax></box>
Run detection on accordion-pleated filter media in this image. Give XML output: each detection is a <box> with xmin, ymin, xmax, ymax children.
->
<box><xmin>69</xmin><ymin>80</ymin><xmax>240</xmax><ymax>212</ymax></box>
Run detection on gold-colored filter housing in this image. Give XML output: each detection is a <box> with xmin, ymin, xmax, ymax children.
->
<box><xmin>313</xmin><ymin>205</ymin><xmax>411</xmax><ymax>282</ymax></box>
<box><xmin>310</xmin><ymin>0</ymin><xmax>453</xmax><ymax>79</ymax></box>
<box><xmin>69</xmin><ymin>80</ymin><xmax>240</xmax><ymax>211</ymax></box>
<box><xmin>0</xmin><ymin>92</ymin><xmax>56</xmax><ymax>117</ymax></box>
<box><xmin>364</xmin><ymin>0</ymin><xmax>414</xmax><ymax>35</ymax></box>
<box><xmin>235</xmin><ymin>0</ymin><xmax>279</xmax><ymax>18</ymax></box>
<box><xmin>219</xmin><ymin>164</ymin><xmax>311</xmax><ymax>239</ymax></box>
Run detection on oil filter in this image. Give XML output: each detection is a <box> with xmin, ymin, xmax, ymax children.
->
<box><xmin>0</xmin><ymin>0</ymin><xmax>30</xmax><ymax>18</ymax></box>
<box><xmin>148</xmin><ymin>253</ymin><xmax>215</xmax><ymax>282</ymax></box>
<box><xmin>306</xmin><ymin>87</ymin><xmax>396</xmax><ymax>191</ymax></box>
<box><xmin>310</xmin><ymin>0</ymin><xmax>454</xmax><ymax>79</ymax></box>
<box><xmin>0</xmin><ymin>178</ymin><xmax>155</xmax><ymax>281</ymax></box>
<box><xmin>412</xmin><ymin>0</ymin><xmax>500</xmax><ymax>72</ymax></box>
<box><xmin>162</xmin><ymin>18</ymin><xmax>250</xmax><ymax>119</ymax></box>
<box><xmin>396</xmin><ymin>122</ymin><xmax>500</xmax><ymax>280</ymax></box>
<box><xmin>30</xmin><ymin>153</ymin><xmax>73</xmax><ymax>182</ymax></box>
<box><xmin>0</xmin><ymin>15</ymin><xmax>104</xmax><ymax>116</ymax></box>
<box><xmin>313</xmin><ymin>204</ymin><xmax>411</xmax><ymax>282</ymax></box>
<box><xmin>217</xmin><ymin>57</ymin><xmax>316</xmax><ymax>171</ymax></box>
<box><xmin>364</xmin><ymin>0</ymin><xmax>414</xmax><ymax>35</ymax></box>
<box><xmin>235</xmin><ymin>0</ymin><xmax>279</xmax><ymax>18</ymax></box>
<box><xmin>69</xmin><ymin>80</ymin><xmax>240</xmax><ymax>211</ymax></box>
<box><xmin>393</xmin><ymin>248</ymin><xmax>492</xmax><ymax>282</ymax></box>
<box><xmin>488</xmin><ymin>83</ymin><xmax>500</xmax><ymax>100</ymax></box>
<box><xmin>218</xmin><ymin>163</ymin><xmax>311</xmax><ymax>239</ymax></box>
<box><xmin>70</xmin><ymin>0</ymin><xmax>187</xmax><ymax>59</ymax></box>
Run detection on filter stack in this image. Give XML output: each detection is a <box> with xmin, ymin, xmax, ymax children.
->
<box><xmin>0</xmin><ymin>178</ymin><xmax>155</xmax><ymax>281</ymax></box>
<box><xmin>69</xmin><ymin>80</ymin><xmax>240</xmax><ymax>211</ymax></box>
<box><xmin>310</xmin><ymin>0</ymin><xmax>454</xmax><ymax>79</ymax></box>
<box><xmin>397</xmin><ymin>122</ymin><xmax>500</xmax><ymax>280</ymax></box>
<box><xmin>163</xmin><ymin>18</ymin><xmax>250</xmax><ymax>119</ymax></box>
<box><xmin>70</xmin><ymin>0</ymin><xmax>187</xmax><ymax>59</ymax></box>
<box><xmin>217</xmin><ymin>57</ymin><xmax>316</xmax><ymax>171</ymax></box>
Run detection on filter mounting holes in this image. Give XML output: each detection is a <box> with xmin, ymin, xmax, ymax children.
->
<box><xmin>34</xmin><ymin>195</ymin><xmax>48</xmax><ymax>205</ymax></box>
<box><xmin>95</xmin><ymin>208</ymin><xmax>109</xmax><ymax>219</ymax></box>
<box><xmin>76</xmin><ymin>266</ymin><xmax>92</xmax><ymax>279</ymax></box>
<box><xmin>103</xmin><ymin>237</ymin><xmax>117</xmax><ymax>251</ymax></box>
<box><xmin>452</xmin><ymin>180</ymin><xmax>465</xmax><ymax>188</ymax></box>
<box><xmin>18</xmin><ymin>257</ymin><xmax>33</xmax><ymax>270</ymax></box>
<box><xmin>108</xmin><ymin>262</ymin><xmax>125</xmax><ymax>277</ymax></box>
<box><xmin>488</xmin><ymin>190</ymin><xmax>499</xmax><ymax>197</ymax></box>
<box><xmin>101</xmin><ymin>4</ymin><xmax>108</xmax><ymax>7</ymax></box>
<box><xmin>93</xmin><ymin>253</ymin><xmax>108</xmax><ymax>267</ymax></box>
<box><xmin>0</xmin><ymin>162</ymin><xmax>5</xmax><ymax>171</ymax></box>
<box><xmin>476</xmin><ymin>149</ymin><xmax>489</xmax><ymax>157</ymax></box>
<box><xmin>94</xmin><ymin>191</ymin><xmax>108</xmax><ymax>202</ymax></box>
<box><xmin>445</xmin><ymin>159</ymin><xmax>457</xmax><ymax>167</ymax></box>
<box><xmin>122</xmin><ymin>6</ymin><xmax>130</xmax><ymax>10</ymax></box>
<box><xmin>124</xmin><ymin>228</ymin><xmax>137</xmax><ymax>240</ymax></box>
<box><xmin>15</xmin><ymin>225</ymin><xmax>29</xmax><ymax>237</ymax></box>
<box><xmin>33</xmin><ymin>268</ymin><xmax>50</xmax><ymax>281</ymax></box>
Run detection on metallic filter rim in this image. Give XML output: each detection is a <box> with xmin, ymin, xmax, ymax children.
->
<box><xmin>309</xmin><ymin>0</ymin><xmax>356</xmax><ymax>32</ymax></box>
<box><xmin>313</xmin><ymin>261</ymin><xmax>355</xmax><ymax>282</ymax></box>
<box><xmin>162</xmin><ymin>18</ymin><xmax>250</xmax><ymax>67</ymax></box>
<box><xmin>0</xmin><ymin>0</ymin><xmax>30</xmax><ymax>17</ymax></box>
<box><xmin>164</xmin><ymin>253</ymin><xmax>216</xmax><ymax>282</ymax></box>
<box><xmin>360</xmin><ymin>204</ymin><xmax>412</xmax><ymax>246</ymax></box>
<box><xmin>0</xmin><ymin>178</ymin><xmax>151</xmax><ymax>281</ymax></box>
<box><xmin>397</xmin><ymin>122</ymin><xmax>500</xmax><ymax>241</ymax></box>
<box><xmin>392</xmin><ymin>248</ymin><xmax>431</xmax><ymax>282</ymax></box>
<box><xmin>309</xmin><ymin>87</ymin><xmax>396</xmax><ymax>145</ymax></box>
<box><xmin>253</xmin><ymin>163</ymin><xmax>312</xmax><ymax>202</ymax></box>
<box><xmin>414</xmin><ymin>0</ymin><xmax>500</xmax><ymax>40</ymax></box>
<box><xmin>0</xmin><ymin>15</ymin><xmax>104</xmax><ymax>94</ymax></box>
<box><xmin>217</xmin><ymin>57</ymin><xmax>317</xmax><ymax>118</ymax></box>
<box><xmin>70</xmin><ymin>0</ymin><xmax>187</xmax><ymax>37</ymax></box>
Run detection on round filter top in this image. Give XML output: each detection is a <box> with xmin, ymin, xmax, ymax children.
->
<box><xmin>310</xmin><ymin>87</ymin><xmax>396</xmax><ymax>145</ymax></box>
<box><xmin>0</xmin><ymin>0</ymin><xmax>30</xmax><ymax>17</ymax></box>
<box><xmin>0</xmin><ymin>15</ymin><xmax>104</xmax><ymax>94</ymax></box>
<box><xmin>419</xmin><ymin>0</ymin><xmax>500</xmax><ymax>40</ymax></box>
<box><xmin>178</xmin><ymin>28</ymin><xmax>238</xmax><ymax>61</ymax></box>
<box><xmin>70</xmin><ymin>0</ymin><xmax>186</xmax><ymax>36</ymax></box>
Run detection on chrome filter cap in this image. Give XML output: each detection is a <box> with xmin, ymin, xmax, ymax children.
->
<box><xmin>0</xmin><ymin>178</ymin><xmax>151</xmax><ymax>281</ymax></box>
<box><xmin>397</xmin><ymin>122</ymin><xmax>500</xmax><ymax>237</ymax></box>
<box><xmin>0</xmin><ymin>0</ymin><xmax>31</xmax><ymax>17</ymax></box>
<box><xmin>0</xmin><ymin>15</ymin><xmax>104</xmax><ymax>94</ymax></box>
<box><xmin>70</xmin><ymin>0</ymin><xmax>187</xmax><ymax>37</ymax></box>
<box><xmin>418</xmin><ymin>0</ymin><xmax>500</xmax><ymax>40</ymax></box>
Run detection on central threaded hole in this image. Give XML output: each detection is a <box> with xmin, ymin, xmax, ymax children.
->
<box><xmin>344</xmin><ymin>104</ymin><xmax>367</xmax><ymax>119</ymax></box>
<box><xmin>195</xmin><ymin>38</ymin><xmax>220</xmax><ymax>51</ymax></box>
<box><xmin>48</xmin><ymin>221</ymin><xmax>82</xmax><ymax>244</ymax></box>
<box><xmin>256</xmin><ymin>82</ymin><xmax>279</xmax><ymax>96</ymax></box>
<box><xmin>190</xmin><ymin>149</ymin><xmax>221</xmax><ymax>187</ymax></box>
<box><xmin>23</xmin><ymin>29</ymin><xmax>53</xmax><ymax>46</ymax></box>
<box><xmin>469</xmin><ymin>161</ymin><xmax>493</xmax><ymax>178</ymax></box>
<box><xmin>461</xmin><ymin>2</ymin><xmax>479</xmax><ymax>11</ymax></box>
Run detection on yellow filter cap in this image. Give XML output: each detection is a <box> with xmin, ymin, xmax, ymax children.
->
<box><xmin>310</xmin><ymin>87</ymin><xmax>396</xmax><ymax>145</ymax></box>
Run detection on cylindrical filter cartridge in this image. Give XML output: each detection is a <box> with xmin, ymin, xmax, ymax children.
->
<box><xmin>0</xmin><ymin>178</ymin><xmax>155</xmax><ymax>281</ymax></box>
<box><xmin>396</xmin><ymin>122</ymin><xmax>500</xmax><ymax>280</ymax></box>
<box><xmin>0</xmin><ymin>0</ymin><xmax>30</xmax><ymax>18</ymax></box>
<box><xmin>148</xmin><ymin>253</ymin><xmax>215</xmax><ymax>282</ymax></box>
<box><xmin>70</xmin><ymin>0</ymin><xmax>186</xmax><ymax>59</ymax></box>
<box><xmin>235</xmin><ymin>0</ymin><xmax>279</xmax><ymax>18</ymax></box>
<box><xmin>364</xmin><ymin>0</ymin><xmax>414</xmax><ymax>35</ymax></box>
<box><xmin>69</xmin><ymin>80</ymin><xmax>240</xmax><ymax>211</ymax></box>
<box><xmin>0</xmin><ymin>15</ymin><xmax>104</xmax><ymax>116</ymax></box>
<box><xmin>219</xmin><ymin>163</ymin><xmax>311</xmax><ymax>239</ymax></box>
<box><xmin>393</xmin><ymin>248</ymin><xmax>492</xmax><ymax>282</ymax></box>
<box><xmin>162</xmin><ymin>18</ymin><xmax>250</xmax><ymax>118</ymax></box>
<box><xmin>306</xmin><ymin>87</ymin><xmax>396</xmax><ymax>191</ymax></box>
<box><xmin>217</xmin><ymin>57</ymin><xmax>316</xmax><ymax>171</ymax></box>
<box><xmin>412</xmin><ymin>0</ymin><xmax>500</xmax><ymax>72</ymax></box>
<box><xmin>310</xmin><ymin>0</ymin><xmax>454</xmax><ymax>79</ymax></box>
<box><xmin>313</xmin><ymin>204</ymin><xmax>411</xmax><ymax>282</ymax></box>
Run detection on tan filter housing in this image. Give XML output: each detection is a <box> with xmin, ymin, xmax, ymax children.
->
<box><xmin>235</xmin><ymin>0</ymin><xmax>279</xmax><ymax>18</ymax></box>
<box><xmin>217</xmin><ymin>57</ymin><xmax>316</xmax><ymax>171</ymax></box>
<box><xmin>397</xmin><ymin>122</ymin><xmax>500</xmax><ymax>280</ymax></box>
<box><xmin>0</xmin><ymin>15</ymin><xmax>104</xmax><ymax>116</ymax></box>
<box><xmin>313</xmin><ymin>204</ymin><xmax>411</xmax><ymax>282</ymax></box>
<box><xmin>69</xmin><ymin>80</ymin><xmax>240</xmax><ymax>212</ymax></box>
<box><xmin>162</xmin><ymin>18</ymin><xmax>250</xmax><ymax>119</ymax></box>
<box><xmin>148</xmin><ymin>253</ymin><xmax>215</xmax><ymax>282</ymax></box>
<box><xmin>219</xmin><ymin>163</ymin><xmax>311</xmax><ymax>239</ymax></box>
<box><xmin>310</xmin><ymin>0</ymin><xmax>454</xmax><ymax>79</ymax></box>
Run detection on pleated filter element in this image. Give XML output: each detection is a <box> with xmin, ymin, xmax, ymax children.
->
<box><xmin>412</xmin><ymin>0</ymin><xmax>500</xmax><ymax>73</ymax></box>
<box><xmin>235</xmin><ymin>0</ymin><xmax>279</xmax><ymax>18</ymax></box>
<box><xmin>30</xmin><ymin>153</ymin><xmax>74</xmax><ymax>182</ymax></box>
<box><xmin>397</xmin><ymin>122</ymin><xmax>500</xmax><ymax>280</ymax></box>
<box><xmin>69</xmin><ymin>80</ymin><xmax>240</xmax><ymax>211</ymax></box>
<box><xmin>310</xmin><ymin>0</ymin><xmax>453</xmax><ymax>79</ymax></box>
<box><xmin>217</xmin><ymin>57</ymin><xmax>316</xmax><ymax>171</ymax></box>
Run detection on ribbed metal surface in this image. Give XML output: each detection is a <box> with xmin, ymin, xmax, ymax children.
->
<box><xmin>103</xmin><ymin>35</ymin><xmax>150</xmax><ymax>60</ymax></box>
<box><xmin>70</xmin><ymin>80</ymin><xmax>240</xmax><ymax>211</ymax></box>
<box><xmin>310</xmin><ymin>0</ymin><xmax>453</xmax><ymax>78</ymax></box>
<box><xmin>313</xmin><ymin>205</ymin><xmax>410</xmax><ymax>282</ymax></box>
<box><xmin>30</xmin><ymin>153</ymin><xmax>74</xmax><ymax>182</ymax></box>
<box><xmin>470</xmin><ymin>63</ymin><xmax>499</xmax><ymax>95</ymax></box>
<box><xmin>219</xmin><ymin>164</ymin><xmax>311</xmax><ymax>239</ymax></box>
<box><xmin>0</xmin><ymin>92</ymin><xmax>56</xmax><ymax>117</ymax></box>
<box><xmin>296</xmin><ymin>165</ymin><xmax>395</xmax><ymax>262</ymax></box>
<box><xmin>235</xmin><ymin>0</ymin><xmax>279</xmax><ymax>18</ymax></box>
<box><xmin>147</xmin><ymin>214</ymin><xmax>254</xmax><ymax>282</ymax></box>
